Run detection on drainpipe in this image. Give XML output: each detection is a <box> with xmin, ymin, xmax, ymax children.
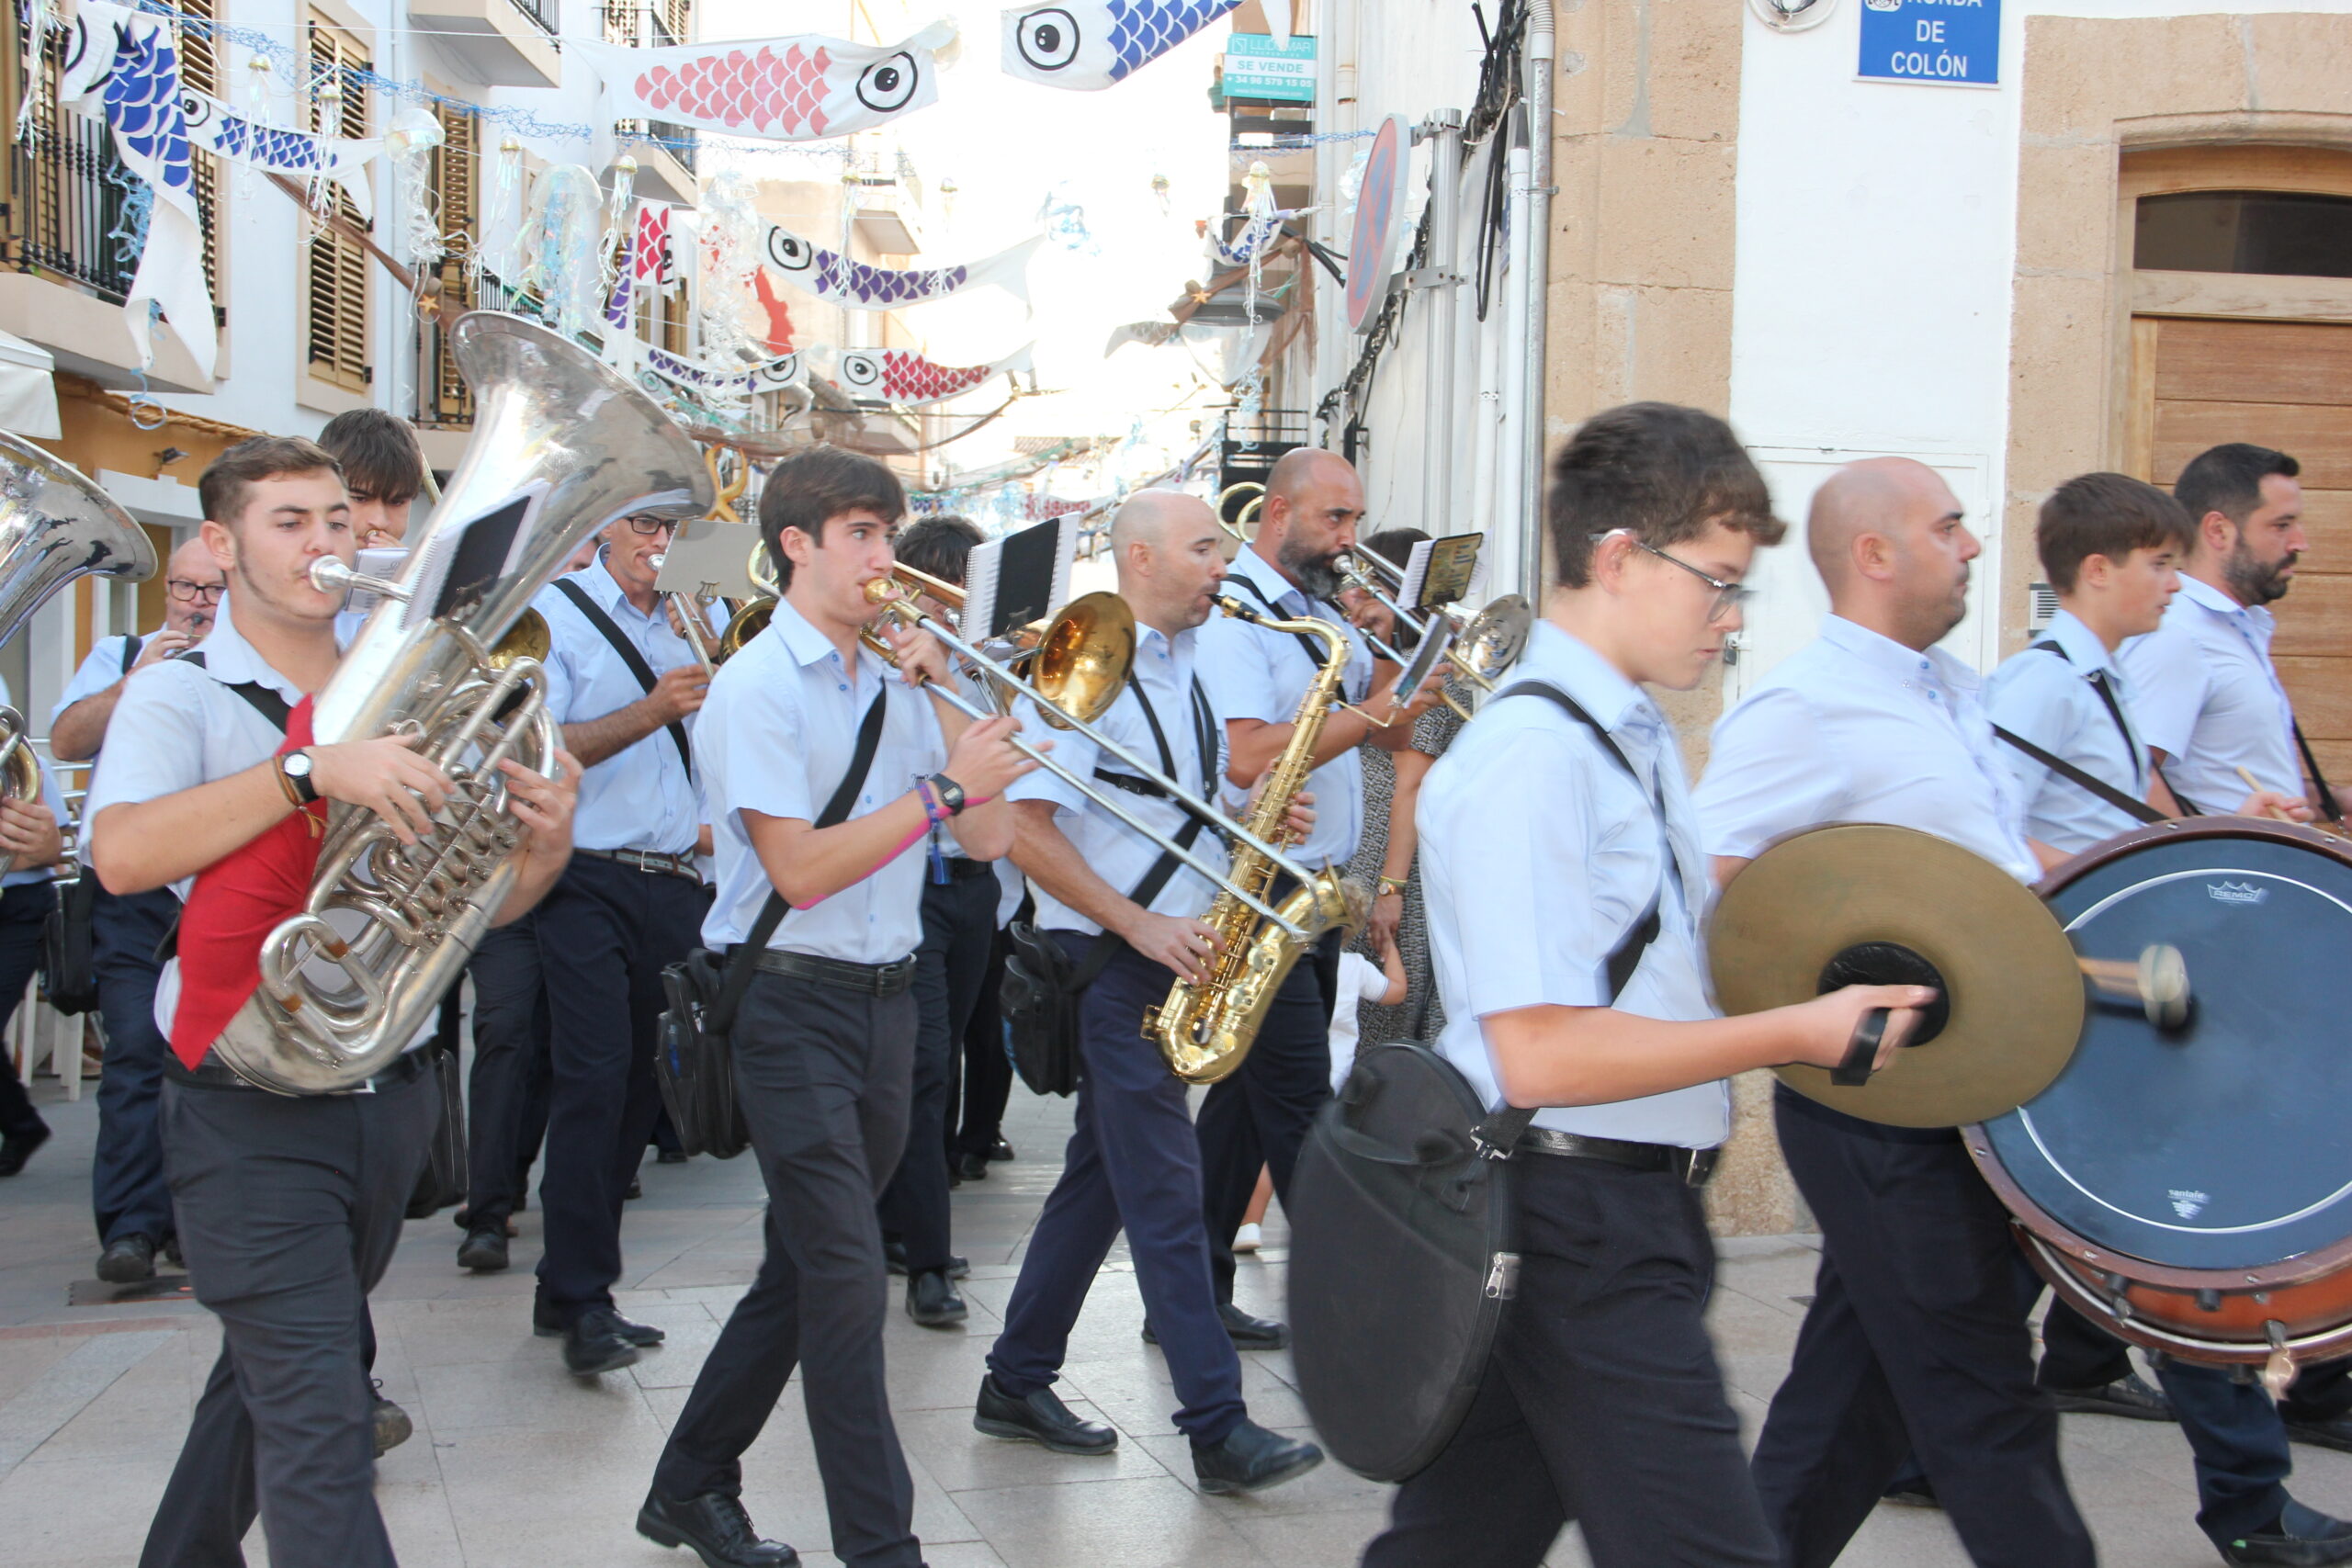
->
<box><xmin>1495</xmin><ymin>106</ymin><xmax>1532</xmax><ymax>588</ymax></box>
<box><xmin>1518</xmin><ymin>0</ymin><xmax>1555</xmax><ymax>604</ymax></box>
<box><xmin>1421</xmin><ymin>109</ymin><xmax>1463</xmax><ymax>537</ymax></box>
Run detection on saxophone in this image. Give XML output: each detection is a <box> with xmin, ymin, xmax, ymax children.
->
<box><xmin>1144</xmin><ymin>597</ymin><xmax>1370</xmax><ymax>1084</ymax></box>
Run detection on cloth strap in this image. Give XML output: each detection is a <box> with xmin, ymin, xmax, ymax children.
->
<box><xmin>177</xmin><ymin>651</ymin><xmax>293</xmax><ymax>732</ymax></box>
<box><xmin>2296</xmin><ymin>719</ymin><xmax>2344</xmax><ymax>823</ymax></box>
<box><xmin>1229</xmin><ymin>573</ymin><xmax>1341</xmax><ymax>671</ymax></box>
<box><xmin>119</xmin><ymin>634</ymin><xmax>142</xmax><ymax>678</ymax></box>
<box><xmin>1073</xmin><ymin>671</ymin><xmax>1219</xmax><ymax>989</ymax></box>
<box><xmin>552</xmin><ymin>578</ymin><xmax>695</xmax><ymax>780</ymax></box>
<box><xmin>1468</xmin><ymin>680</ymin><xmax>1673</xmax><ymax>1156</ymax></box>
<box><xmin>710</xmin><ymin>689</ymin><xmax>888</xmax><ymax>1036</ymax></box>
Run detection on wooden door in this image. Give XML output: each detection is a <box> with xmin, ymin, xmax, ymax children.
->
<box><xmin>2132</xmin><ymin>315</ymin><xmax>2352</xmax><ymax>784</ymax></box>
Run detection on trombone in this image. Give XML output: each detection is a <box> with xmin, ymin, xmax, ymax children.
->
<box><xmin>654</xmin><ymin>448</ymin><xmax>749</xmax><ymax>676</ymax></box>
<box><xmin>861</xmin><ymin>565</ymin><xmax>1328</xmax><ymax>936</ymax></box>
<box><xmin>1335</xmin><ymin>541</ymin><xmax>1532</xmax><ymax>722</ymax></box>
<box><xmin>1214</xmin><ymin>480</ymin><xmax>1266</xmax><ymax>547</ymax></box>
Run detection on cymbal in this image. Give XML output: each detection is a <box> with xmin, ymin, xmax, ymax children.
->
<box><xmin>1708</xmin><ymin>824</ymin><xmax>2084</xmax><ymax>1128</ymax></box>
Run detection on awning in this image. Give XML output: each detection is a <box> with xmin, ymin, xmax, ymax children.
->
<box><xmin>0</xmin><ymin>330</ymin><xmax>61</xmax><ymax>440</ymax></box>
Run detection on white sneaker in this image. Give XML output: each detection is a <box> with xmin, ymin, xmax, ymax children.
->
<box><xmin>1232</xmin><ymin>1223</ymin><xmax>1262</xmax><ymax>1254</ymax></box>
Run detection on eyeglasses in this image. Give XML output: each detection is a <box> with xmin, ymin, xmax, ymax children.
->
<box><xmin>165</xmin><ymin>578</ymin><xmax>226</xmax><ymax>604</ymax></box>
<box><xmin>1611</xmin><ymin>534</ymin><xmax>1753</xmax><ymax>622</ymax></box>
<box><xmin>623</xmin><ymin>515</ymin><xmax>681</xmax><ymax>537</ymax></box>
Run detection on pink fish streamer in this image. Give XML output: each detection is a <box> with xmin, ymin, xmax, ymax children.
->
<box><xmin>834</xmin><ymin>343</ymin><xmax>1033</xmax><ymax>406</ymax></box>
<box><xmin>569</xmin><ymin>20</ymin><xmax>956</xmax><ymax>143</ymax></box>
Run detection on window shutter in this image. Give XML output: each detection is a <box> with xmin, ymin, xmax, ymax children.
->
<box><xmin>422</xmin><ymin>100</ymin><xmax>478</xmax><ymax>423</ymax></box>
<box><xmin>304</xmin><ymin>18</ymin><xmax>370</xmax><ymax>390</ymax></box>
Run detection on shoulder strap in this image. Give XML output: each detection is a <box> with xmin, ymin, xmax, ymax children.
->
<box><xmin>177</xmin><ymin>651</ymin><xmax>293</xmax><ymax>733</ymax></box>
<box><xmin>1229</xmin><ymin>574</ymin><xmax>1333</xmax><ymax>669</ymax></box>
<box><xmin>552</xmin><ymin>578</ymin><xmax>695</xmax><ymax>780</ymax></box>
<box><xmin>1992</xmin><ymin>723</ymin><xmax>2165</xmax><ymax>826</ymax></box>
<box><xmin>2295</xmin><ymin>719</ymin><xmax>2344</xmax><ymax>823</ymax></box>
<box><xmin>2030</xmin><ymin>640</ymin><xmax>2143</xmax><ymax>785</ymax></box>
<box><xmin>119</xmin><ymin>635</ymin><xmax>141</xmax><ymax>678</ymax></box>
<box><xmin>1072</xmin><ymin>813</ymin><xmax>1211</xmax><ymax>990</ymax></box>
<box><xmin>710</xmin><ymin>688</ymin><xmax>888</xmax><ymax>1033</ymax></box>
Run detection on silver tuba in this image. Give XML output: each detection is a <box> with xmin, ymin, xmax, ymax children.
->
<box><xmin>208</xmin><ymin>312</ymin><xmax>713</xmax><ymax>1094</ymax></box>
<box><xmin>0</xmin><ymin>433</ymin><xmax>155</xmax><ymax>870</ymax></box>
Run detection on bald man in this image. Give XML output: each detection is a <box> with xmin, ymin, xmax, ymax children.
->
<box><xmin>52</xmin><ymin>535</ymin><xmax>227</xmax><ymax>1285</ymax></box>
<box><xmin>976</xmin><ymin>490</ymin><xmax>1325</xmax><ymax>1493</ymax></box>
<box><xmin>1191</xmin><ymin>446</ymin><xmax>1437</xmax><ymax>1325</ymax></box>
<box><xmin>1693</xmin><ymin>458</ymin><xmax>2091</xmax><ymax>1568</ymax></box>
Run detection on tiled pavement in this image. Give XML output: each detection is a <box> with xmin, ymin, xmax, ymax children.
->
<box><xmin>1</xmin><ymin>1073</ymin><xmax>2343</xmax><ymax>1567</ymax></box>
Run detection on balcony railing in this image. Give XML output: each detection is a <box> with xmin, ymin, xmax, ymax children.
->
<box><xmin>600</xmin><ymin>3</ymin><xmax>679</xmax><ymax>49</ymax></box>
<box><xmin>617</xmin><ymin>119</ymin><xmax>695</xmax><ymax>175</ymax></box>
<box><xmin>505</xmin><ymin>0</ymin><xmax>557</xmax><ymax>35</ymax></box>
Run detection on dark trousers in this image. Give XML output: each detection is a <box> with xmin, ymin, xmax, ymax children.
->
<box><xmin>948</xmin><ymin>924</ymin><xmax>1012</xmax><ymax>1160</ymax></box>
<box><xmin>0</xmin><ymin>881</ymin><xmax>54</xmax><ymax>1140</ymax></box>
<box><xmin>533</xmin><ymin>857</ymin><xmax>706</xmax><ymax>1319</ymax></box>
<box><xmin>878</xmin><ymin>864</ymin><xmax>996</xmax><ymax>1272</ymax></box>
<box><xmin>464</xmin><ymin>915</ymin><xmax>551</xmax><ymax>1226</ymax></box>
<box><xmin>653</xmin><ymin>970</ymin><xmax>919</xmax><ymax>1568</ymax></box>
<box><xmin>139</xmin><ymin>1068</ymin><xmax>436</xmax><ymax>1568</ymax></box>
<box><xmin>1195</xmin><ymin>927</ymin><xmax>1337</xmax><ymax>1303</ymax></box>
<box><xmin>1750</xmin><ymin>1089</ymin><xmax>2095</xmax><ymax>1568</ymax></box>
<box><xmin>988</xmin><ymin>934</ymin><xmax>1247</xmax><ymax>1444</ymax></box>
<box><xmin>2039</xmin><ymin>1297</ymin><xmax>2132</xmax><ymax>1390</ymax></box>
<box><xmin>1365</xmin><ymin>1155</ymin><xmax>1777</xmax><ymax>1568</ymax></box>
<box><xmin>92</xmin><ymin>883</ymin><xmax>178</xmax><ymax>1244</ymax></box>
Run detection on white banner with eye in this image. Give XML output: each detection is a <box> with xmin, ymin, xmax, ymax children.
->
<box><xmin>570</xmin><ymin>19</ymin><xmax>956</xmax><ymax>142</ymax></box>
<box><xmin>1001</xmin><ymin>0</ymin><xmax>1239</xmax><ymax>92</ymax></box>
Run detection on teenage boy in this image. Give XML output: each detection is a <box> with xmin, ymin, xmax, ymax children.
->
<box><xmin>86</xmin><ymin>434</ymin><xmax>577</xmax><ymax>1568</ymax></box>
<box><xmin>317</xmin><ymin>407</ymin><xmax>427</xmax><ymax>547</ymax></box>
<box><xmin>639</xmin><ymin>446</ymin><xmax>1032</xmax><ymax>1568</ymax></box>
<box><xmin>1362</xmin><ymin>404</ymin><xmax>1934</xmax><ymax>1567</ymax></box>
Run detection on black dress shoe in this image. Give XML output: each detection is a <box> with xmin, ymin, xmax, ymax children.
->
<box><xmin>1193</xmin><ymin>1418</ymin><xmax>1322</xmax><ymax>1495</ymax></box>
<box><xmin>907</xmin><ymin>1269</ymin><xmax>968</xmax><ymax>1327</ymax></box>
<box><xmin>952</xmin><ymin>1150</ymin><xmax>990</xmax><ymax>1183</ymax></box>
<box><xmin>1144</xmin><ymin>1302</ymin><xmax>1290</xmax><ymax>1350</ymax></box>
<box><xmin>972</xmin><ymin>1372</ymin><xmax>1117</xmax><ymax>1454</ymax></box>
<box><xmin>2044</xmin><ymin>1370</ymin><xmax>2175</xmax><ymax>1422</ymax></box>
<box><xmin>535</xmin><ymin>1303</ymin><xmax>665</xmax><ymax>1346</ymax></box>
<box><xmin>1880</xmin><ymin>1477</ymin><xmax>1940</xmax><ymax>1508</ymax></box>
<box><xmin>162</xmin><ymin>1234</ymin><xmax>182</xmax><ymax>1268</ymax></box>
<box><xmin>0</xmin><ymin>1122</ymin><xmax>50</xmax><ymax>1177</ymax></box>
<box><xmin>562</xmin><ymin>1307</ymin><xmax>645</xmax><ymax>1375</ymax></box>
<box><xmin>457</xmin><ymin>1223</ymin><xmax>509</xmax><ymax>1273</ymax></box>
<box><xmin>884</xmin><ymin>1240</ymin><xmax>968</xmax><ymax>1279</ymax></box>
<box><xmin>637</xmin><ymin>1491</ymin><xmax>798</xmax><ymax>1567</ymax></box>
<box><xmin>988</xmin><ymin>1137</ymin><xmax>1015</xmax><ymax>1162</ymax></box>
<box><xmin>625</xmin><ymin>1177</ymin><xmax>643</xmax><ymax>1200</ymax></box>
<box><xmin>371</xmin><ymin>1384</ymin><xmax>413</xmax><ymax>1458</ymax></box>
<box><xmin>656</xmin><ymin>1149</ymin><xmax>689</xmax><ymax>1165</ymax></box>
<box><xmin>2286</xmin><ymin>1412</ymin><xmax>2352</xmax><ymax>1453</ymax></box>
<box><xmin>96</xmin><ymin>1234</ymin><xmax>157</xmax><ymax>1284</ymax></box>
<box><xmin>2222</xmin><ymin>1500</ymin><xmax>2352</xmax><ymax>1565</ymax></box>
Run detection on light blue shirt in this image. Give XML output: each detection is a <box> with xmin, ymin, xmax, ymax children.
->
<box><xmin>1985</xmin><ymin>609</ymin><xmax>2150</xmax><ymax>857</ymax></box>
<box><xmin>1419</xmin><ymin>622</ymin><xmax>1726</xmax><ymax>1147</ymax></box>
<box><xmin>2119</xmin><ymin>573</ymin><xmax>2300</xmax><ymax>814</ymax></box>
<box><xmin>1008</xmin><ymin>621</ymin><xmax>1231</xmax><ymax>938</ymax></box>
<box><xmin>699</xmin><ymin>595</ymin><xmax>948</xmax><ymax>964</ymax></box>
<box><xmin>1193</xmin><ymin>544</ymin><xmax>1374</xmax><ymax>868</ymax></box>
<box><xmin>1697</xmin><ymin>615</ymin><xmax>2039</xmax><ymax>884</ymax></box>
<box><xmin>51</xmin><ymin>633</ymin><xmax>141</xmax><ymax>737</ymax></box>
<box><xmin>532</xmin><ymin>557</ymin><xmax>701</xmax><ymax>857</ymax></box>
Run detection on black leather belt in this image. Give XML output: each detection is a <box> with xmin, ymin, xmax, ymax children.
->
<box><xmin>939</xmin><ymin>855</ymin><xmax>997</xmax><ymax>883</ymax></box>
<box><xmin>576</xmin><ymin>847</ymin><xmax>702</xmax><ymax>883</ymax></box>
<box><xmin>164</xmin><ymin>1043</ymin><xmax>435</xmax><ymax>1096</ymax></box>
<box><xmin>1515</xmin><ymin>1126</ymin><xmax>1719</xmax><ymax>1188</ymax></box>
<box><xmin>751</xmin><ymin>948</ymin><xmax>917</xmax><ymax>997</ymax></box>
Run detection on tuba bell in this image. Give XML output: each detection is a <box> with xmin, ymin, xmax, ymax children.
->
<box><xmin>206</xmin><ymin>312</ymin><xmax>713</xmax><ymax>1093</ymax></box>
<box><xmin>0</xmin><ymin>434</ymin><xmax>156</xmax><ymax>870</ymax></box>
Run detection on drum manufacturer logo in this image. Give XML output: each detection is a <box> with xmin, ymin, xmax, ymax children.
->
<box><xmin>2207</xmin><ymin>881</ymin><xmax>2268</xmax><ymax>905</ymax></box>
<box><xmin>2169</xmin><ymin>1189</ymin><xmax>2210</xmax><ymax>1219</ymax></box>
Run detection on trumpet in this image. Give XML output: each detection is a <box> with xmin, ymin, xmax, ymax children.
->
<box><xmin>1336</xmin><ymin>541</ymin><xmax>1532</xmax><ymax>722</ymax></box>
<box><xmin>861</xmin><ymin>568</ymin><xmax>1328</xmax><ymax>936</ymax></box>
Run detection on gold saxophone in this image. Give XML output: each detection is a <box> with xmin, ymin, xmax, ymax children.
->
<box><xmin>1144</xmin><ymin>597</ymin><xmax>1370</xmax><ymax>1084</ymax></box>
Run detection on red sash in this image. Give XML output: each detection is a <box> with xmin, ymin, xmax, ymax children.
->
<box><xmin>169</xmin><ymin>697</ymin><xmax>328</xmax><ymax>1068</ymax></box>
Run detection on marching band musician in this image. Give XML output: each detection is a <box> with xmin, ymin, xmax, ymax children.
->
<box><xmin>50</xmin><ymin>537</ymin><xmax>225</xmax><ymax>1283</ymax></box>
<box><xmin>1362</xmin><ymin>404</ymin><xmax>1931</xmax><ymax>1568</ymax></box>
<box><xmin>1986</xmin><ymin>472</ymin><xmax>2352</xmax><ymax>1567</ymax></box>
<box><xmin>1694</xmin><ymin>457</ymin><xmax>2095</xmax><ymax>1568</ymax></box>
<box><xmin>1191</xmin><ymin>446</ymin><xmax>1434</xmax><ymax>1333</ymax></box>
<box><xmin>639</xmin><ymin>446</ymin><xmax>1031</xmax><ymax>1568</ymax></box>
<box><xmin>317</xmin><ymin>407</ymin><xmax>427</xmax><ymax>549</ymax></box>
<box><xmin>974</xmin><ymin>490</ymin><xmax>1327</xmax><ymax>1494</ymax></box>
<box><xmin>85</xmin><ymin>436</ymin><xmax>578</xmax><ymax>1568</ymax></box>
<box><xmin>0</xmin><ymin>689</ymin><xmax>70</xmax><ymax>1181</ymax></box>
<box><xmin>522</xmin><ymin>508</ymin><xmax>713</xmax><ymax>1371</ymax></box>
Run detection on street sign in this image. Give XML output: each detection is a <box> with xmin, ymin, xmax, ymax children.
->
<box><xmin>1222</xmin><ymin>34</ymin><xmax>1316</xmax><ymax>103</ymax></box>
<box><xmin>1858</xmin><ymin>0</ymin><xmax>2000</xmax><ymax>87</ymax></box>
<box><xmin>1346</xmin><ymin>114</ymin><xmax>1410</xmax><ymax>333</ymax></box>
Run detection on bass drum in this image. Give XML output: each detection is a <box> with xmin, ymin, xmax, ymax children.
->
<box><xmin>1966</xmin><ymin>818</ymin><xmax>2352</xmax><ymax>1391</ymax></box>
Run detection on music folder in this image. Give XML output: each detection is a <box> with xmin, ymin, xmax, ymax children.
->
<box><xmin>963</xmin><ymin>516</ymin><xmax>1075</xmax><ymax>641</ymax></box>
<box><xmin>654</xmin><ymin>518</ymin><xmax>765</xmax><ymax>603</ymax></box>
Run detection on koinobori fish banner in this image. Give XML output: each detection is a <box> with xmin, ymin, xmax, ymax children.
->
<box><xmin>570</xmin><ymin>19</ymin><xmax>956</xmax><ymax>142</ymax></box>
<box><xmin>1001</xmin><ymin>0</ymin><xmax>1239</xmax><ymax>92</ymax></box>
<box><xmin>176</xmin><ymin>91</ymin><xmax>381</xmax><ymax>219</ymax></box>
<box><xmin>835</xmin><ymin>343</ymin><xmax>1033</xmax><ymax>406</ymax></box>
<box><xmin>762</xmin><ymin>226</ymin><xmax>1042</xmax><ymax>311</ymax></box>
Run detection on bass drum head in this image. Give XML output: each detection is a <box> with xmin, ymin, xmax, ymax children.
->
<box><xmin>1289</xmin><ymin>1043</ymin><xmax>1510</xmax><ymax>1483</ymax></box>
<box><xmin>1979</xmin><ymin>821</ymin><xmax>2352</xmax><ymax>1275</ymax></box>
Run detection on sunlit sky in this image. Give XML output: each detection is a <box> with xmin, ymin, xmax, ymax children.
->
<box><xmin>696</xmin><ymin>0</ymin><xmax>1243</xmax><ymax>499</ymax></box>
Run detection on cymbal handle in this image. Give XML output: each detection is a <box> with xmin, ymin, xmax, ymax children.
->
<box><xmin>1831</xmin><ymin>1008</ymin><xmax>1890</xmax><ymax>1087</ymax></box>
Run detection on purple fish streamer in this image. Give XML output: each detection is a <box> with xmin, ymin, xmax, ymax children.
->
<box><xmin>760</xmin><ymin>225</ymin><xmax>1040</xmax><ymax>311</ymax></box>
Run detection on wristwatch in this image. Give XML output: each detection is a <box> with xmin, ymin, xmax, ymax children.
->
<box><xmin>926</xmin><ymin>773</ymin><xmax>967</xmax><ymax>817</ymax></box>
<box><xmin>278</xmin><ymin>750</ymin><xmax>320</xmax><ymax>806</ymax></box>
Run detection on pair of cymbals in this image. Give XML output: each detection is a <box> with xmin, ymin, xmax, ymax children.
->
<box><xmin>1709</xmin><ymin>825</ymin><xmax>2085</xmax><ymax>1128</ymax></box>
